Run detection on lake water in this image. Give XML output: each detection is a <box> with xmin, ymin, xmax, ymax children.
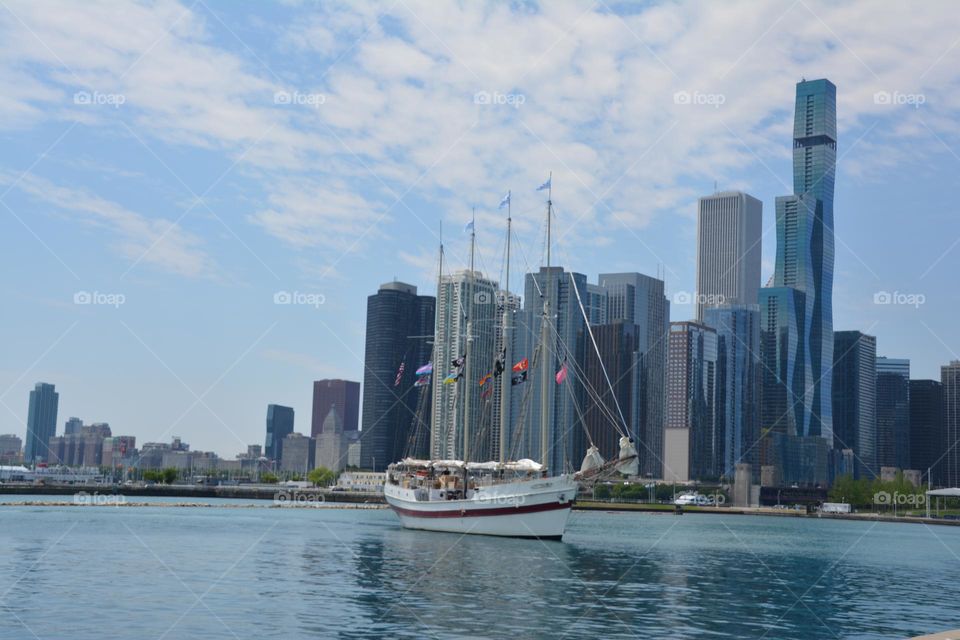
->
<box><xmin>0</xmin><ymin>501</ymin><xmax>957</xmax><ymax>639</ymax></box>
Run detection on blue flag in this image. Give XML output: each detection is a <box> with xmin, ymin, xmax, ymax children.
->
<box><xmin>536</xmin><ymin>177</ymin><xmax>551</xmax><ymax>192</ymax></box>
<box><xmin>498</xmin><ymin>192</ymin><xmax>510</xmax><ymax>210</ymax></box>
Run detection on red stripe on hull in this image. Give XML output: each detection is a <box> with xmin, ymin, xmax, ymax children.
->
<box><xmin>389</xmin><ymin>499</ymin><xmax>572</xmax><ymax>519</ymax></box>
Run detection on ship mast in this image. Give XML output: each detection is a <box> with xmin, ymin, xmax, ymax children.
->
<box><xmin>462</xmin><ymin>208</ymin><xmax>476</xmax><ymax>463</ymax></box>
<box><xmin>429</xmin><ymin>222</ymin><xmax>444</xmax><ymax>459</ymax></box>
<box><xmin>539</xmin><ymin>173</ymin><xmax>552</xmax><ymax>469</ymax></box>
<box><xmin>499</xmin><ymin>192</ymin><xmax>512</xmax><ymax>464</ymax></box>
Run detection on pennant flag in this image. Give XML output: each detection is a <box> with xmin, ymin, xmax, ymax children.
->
<box><xmin>414</xmin><ymin>376</ymin><xmax>431</xmax><ymax>387</ymax></box>
<box><xmin>415</xmin><ymin>362</ymin><xmax>433</xmax><ymax>376</ymax></box>
<box><xmin>512</xmin><ymin>357</ymin><xmax>529</xmax><ymax>373</ymax></box>
<box><xmin>536</xmin><ymin>176</ymin><xmax>551</xmax><ymax>192</ymax></box>
<box><xmin>464</xmin><ymin>220</ymin><xmax>474</xmax><ymax>233</ymax></box>
<box><xmin>443</xmin><ymin>373</ymin><xmax>458</xmax><ymax>385</ymax></box>
<box><xmin>511</xmin><ymin>371</ymin><xmax>528</xmax><ymax>386</ymax></box>
<box><xmin>555</xmin><ymin>360</ymin><xmax>568</xmax><ymax>385</ymax></box>
<box><xmin>498</xmin><ymin>192</ymin><xmax>510</xmax><ymax>210</ymax></box>
<box><xmin>478</xmin><ymin>373</ymin><xmax>492</xmax><ymax>386</ymax></box>
<box><xmin>394</xmin><ymin>361</ymin><xmax>405</xmax><ymax>387</ymax></box>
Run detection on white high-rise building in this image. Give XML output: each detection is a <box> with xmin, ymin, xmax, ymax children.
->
<box><xmin>695</xmin><ymin>191</ymin><xmax>762</xmax><ymax>321</ymax></box>
<box><xmin>430</xmin><ymin>270</ymin><xmax>499</xmax><ymax>461</ymax></box>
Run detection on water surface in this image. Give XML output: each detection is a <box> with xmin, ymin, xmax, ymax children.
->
<box><xmin>0</xmin><ymin>502</ymin><xmax>956</xmax><ymax>639</ymax></box>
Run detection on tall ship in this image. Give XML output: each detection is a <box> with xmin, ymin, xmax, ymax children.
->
<box><xmin>384</xmin><ymin>176</ymin><xmax>638</xmax><ymax>539</ymax></box>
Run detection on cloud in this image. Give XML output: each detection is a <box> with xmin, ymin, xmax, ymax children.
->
<box><xmin>2</xmin><ymin>0</ymin><xmax>960</xmax><ymax>275</ymax></box>
<box><xmin>1</xmin><ymin>172</ymin><xmax>215</xmax><ymax>278</ymax></box>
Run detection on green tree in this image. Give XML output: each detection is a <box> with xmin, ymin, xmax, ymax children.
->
<box><xmin>161</xmin><ymin>468</ymin><xmax>178</xmax><ymax>484</ymax></box>
<box><xmin>308</xmin><ymin>467</ymin><xmax>337</xmax><ymax>487</ymax></box>
<box><xmin>260</xmin><ymin>472</ymin><xmax>279</xmax><ymax>484</ymax></box>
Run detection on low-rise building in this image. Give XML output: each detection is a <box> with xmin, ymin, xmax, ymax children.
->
<box><xmin>337</xmin><ymin>471</ymin><xmax>386</xmax><ymax>492</ymax></box>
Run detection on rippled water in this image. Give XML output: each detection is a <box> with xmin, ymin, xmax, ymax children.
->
<box><xmin>0</xmin><ymin>501</ymin><xmax>957</xmax><ymax>639</ymax></box>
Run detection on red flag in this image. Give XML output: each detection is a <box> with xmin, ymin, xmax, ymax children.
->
<box><xmin>394</xmin><ymin>361</ymin><xmax>405</xmax><ymax>387</ymax></box>
<box><xmin>512</xmin><ymin>357</ymin><xmax>529</xmax><ymax>373</ymax></box>
<box><xmin>555</xmin><ymin>361</ymin><xmax>568</xmax><ymax>384</ymax></box>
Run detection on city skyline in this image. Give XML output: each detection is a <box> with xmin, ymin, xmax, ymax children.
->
<box><xmin>4</xmin><ymin>2</ymin><xmax>960</xmax><ymax>457</ymax></box>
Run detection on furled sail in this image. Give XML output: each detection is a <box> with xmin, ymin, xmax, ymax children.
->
<box><xmin>580</xmin><ymin>445</ymin><xmax>605</xmax><ymax>474</ymax></box>
<box><xmin>616</xmin><ymin>437</ymin><xmax>639</xmax><ymax>476</ymax></box>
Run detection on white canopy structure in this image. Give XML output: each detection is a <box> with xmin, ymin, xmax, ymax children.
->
<box><xmin>925</xmin><ymin>488</ymin><xmax>960</xmax><ymax>518</ymax></box>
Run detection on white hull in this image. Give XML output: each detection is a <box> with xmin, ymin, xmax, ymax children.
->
<box><xmin>384</xmin><ymin>475</ymin><xmax>578</xmax><ymax>539</ymax></box>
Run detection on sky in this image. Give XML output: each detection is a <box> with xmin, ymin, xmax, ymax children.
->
<box><xmin>1</xmin><ymin>0</ymin><xmax>959</xmax><ymax>458</ymax></box>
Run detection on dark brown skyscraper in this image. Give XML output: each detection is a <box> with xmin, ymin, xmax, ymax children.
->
<box><xmin>311</xmin><ymin>380</ymin><xmax>359</xmax><ymax>438</ymax></box>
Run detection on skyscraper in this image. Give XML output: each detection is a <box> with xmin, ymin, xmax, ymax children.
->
<box><xmin>359</xmin><ymin>281</ymin><xmax>435</xmax><ymax>471</ymax></box>
<box><xmin>430</xmin><ymin>270</ymin><xmax>499</xmax><ymax>462</ymax></box>
<box><xmin>832</xmin><ymin>331</ymin><xmax>877</xmax><ymax>479</ymax></box>
<box><xmin>909</xmin><ymin>380</ymin><xmax>944</xmax><ymax>486</ymax></box>
<box><xmin>264</xmin><ymin>404</ymin><xmax>294</xmax><ymax>463</ymax></box>
<box><xmin>24</xmin><ymin>382</ymin><xmax>58</xmax><ymax>463</ymax></box>
<box><xmin>514</xmin><ymin>267</ymin><xmax>587</xmax><ymax>473</ymax></box>
<box><xmin>875</xmin><ymin>357</ymin><xmax>910</xmax><ymax>471</ymax></box>
<box><xmin>704</xmin><ymin>305</ymin><xmax>761</xmax><ymax>480</ymax></box>
<box><xmin>666</xmin><ymin>321</ymin><xmax>718</xmax><ymax>481</ymax></box>
<box><xmin>940</xmin><ymin>362</ymin><xmax>960</xmax><ymax>488</ymax></box>
<box><xmin>598</xmin><ymin>272</ymin><xmax>669</xmax><ymax>478</ymax></box>
<box><xmin>582</xmin><ymin>320</ymin><xmax>641</xmax><ymax>461</ymax></box>
<box><xmin>64</xmin><ymin>417</ymin><xmax>83</xmax><ymax>435</ymax></box>
<box><xmin>759</xmin><ymin>78</ymin><xmax>837</xmax><ymax>485</ymax></box>
<box><xmin>695</xmin><ymin>191</ymin><xmax>762</xmax><ymax>322</ymax></box>
<box><xmin>311</xmin><ymin>380</ymin><xmax>359</xmax><ymax>438</ymax></box>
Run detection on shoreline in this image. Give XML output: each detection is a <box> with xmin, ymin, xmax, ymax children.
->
<box><xmin>1</xmin><ymin>486</ymin><xmax>955</xmax><ymax>526</ymax></box>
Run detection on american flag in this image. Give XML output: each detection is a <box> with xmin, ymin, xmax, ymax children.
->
<box><xmin>394</xmin><ymin>361</ymin><xmax>405</xmax><ymax>387</ymax></box>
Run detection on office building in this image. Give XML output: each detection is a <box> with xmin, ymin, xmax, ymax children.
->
<box><xmin>704</xmin><ymin>305</ymin><xmax>761</xmax><ymax>480</ymax></box>
<box><xmin>876</xmin><ymin>357</ymin><xmax>910</xmax><ymax>470</ymax></box>
<box><xmin>695</xmin><ymin>191</ymin><xmax>762</xmax><ymax>322</ymax></box>
<box><xmin>666</xmin><ymin>321</ymin><xmax>718</xmax><ymax>481</ymax></box>
<box><xmin>311</xmin><ymin>380</ymin><xmax>359</xmax><ymax>438</ymax></box>
<box><xmin>941</xmin><ymin>362</ymin><xmax>960</xmax><ymax>488</ymax></box>
<box><xmin>909</xmin><ymin>380</ymin><xmax>944</xmax><ymax>486</ymax></box>
<box><xmin>24</xmin><ymin>382</ymin><xmax>59</xmax><ymax>463</ymax></box>
<box><xmin>430</xmin><ymin>269</ymin><xmax>500</xmax><ymax>462</ymax></box>
<box><xmin>0</xmin><ymin>434</ymin><xmax>22</xmax><ymax>465</ymax></box>
<box><xmin>280</xmin><ymin>433</ymin><xmax>315</xmax><ymax>474</ymax></box>
<box><xmin>598</xmin><ymin>272</ymin><xmax>669</xmax><ymax>478</ymax></box>
<box><xmin>316</xmin><ymin>407</ymin><xmax>349</xmax><ymax>473</ymax></box>
<box><xmin>264</xmin><ymin>404</ymin><xmax>294</xmax><ymax>463</ymax></box>
<box><xmin>64</xmin><ymin>417</ymin><xmax>83</xmax><ymax>436</ymax></box>
<box><xmin>359</xmin><ymin>281</ymin><xmax>435</xmax><ymax>471</ymax></box>
<box><xmin>832</xmin><ymin>331</ymin><xmax>877</xmax><ymax>479</ymax></box>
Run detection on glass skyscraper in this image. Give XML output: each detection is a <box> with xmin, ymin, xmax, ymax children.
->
<box><xmin>875</xmin><ymin>357</ymin><xmax>910</xmax><ymax>471</ymax></box>
<box><xmin>264</xmin><ymin>404</ymin><xmax>294</xmax><ymax>463</ymax></box>
<box><xmin>24</xmin><ymin>382</ymin><xmax>58</xmax><ymax>463</ymax></box>
<box><xmin>760</xmin><ymin>78</ymin><xmax>837</xmax><ymax>485</ymax></box>
<box><xmin>831</xmin><ymin>331</ymin><xmax>877</xmax><ymax>480</ymax></box>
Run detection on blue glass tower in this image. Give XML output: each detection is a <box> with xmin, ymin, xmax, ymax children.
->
<box><xmin>772</xmin><ymin>79</ymin><xmax>836</xmax><ymax>441</ymax></box>
<box><xmin>760</xmin><ymin>79</ymin><xmax>836</xmax><ymax>485</ymax></box>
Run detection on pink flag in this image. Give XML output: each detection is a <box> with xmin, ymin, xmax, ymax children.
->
<box><xmin>555</xmin><ymin>361</ymin><xmax>568</xmax><ymax>384</ymax></box>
